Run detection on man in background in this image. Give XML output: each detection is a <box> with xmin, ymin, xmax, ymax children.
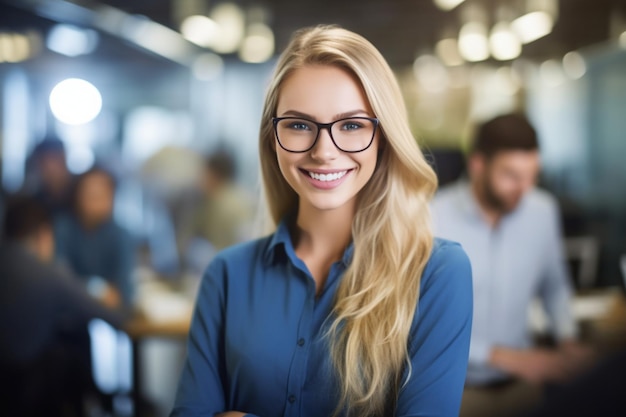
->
<box><xmin>432</xmin><ymin>113</ymin><xmax>591</xmax><ymax>417</ymax></box>
<box><xmin>181</xmin><ymin>147</ymin><xmax>255</xmax><ymax>272</ymax></box>
<box><xmin>0</xmin><ymin>196</ymin><xmax>123</xmax><ymax>417</ymax></box>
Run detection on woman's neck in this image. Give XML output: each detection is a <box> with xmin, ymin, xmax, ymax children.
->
<box><xmin>294</xmin><ymin>204</ymin><xmax>353</xmax><ymax>258</ymax></box>
<box><xmin>293</xmin><ymin>203</ymin><xmax>354</xmax><ymax>293</ymax></box>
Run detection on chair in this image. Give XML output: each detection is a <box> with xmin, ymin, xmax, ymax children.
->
<box><xmin>564</xmin><ymin>236</ymin><xmax>600</xmax><ymax>289</ymax></box>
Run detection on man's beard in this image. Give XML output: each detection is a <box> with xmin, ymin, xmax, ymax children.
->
<box><xmin>481</xmin><ymin>176</ymin><xmax>521</xmax><ymax>214</ymax></box>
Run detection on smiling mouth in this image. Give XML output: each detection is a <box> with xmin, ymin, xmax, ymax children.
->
<box><xmin>303</xmin><ymin>169</ymin><xmax>350</xmax><ymax>182</ymax></box>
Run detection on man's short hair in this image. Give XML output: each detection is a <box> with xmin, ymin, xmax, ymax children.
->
<box><xmin>205</xmin><ymin>148</ymin><xmax>237</xmax><ymax>182</ymax></box>
<box><xmin>2</xmin><ymin>195</ymin><xmax>52</xmax><ymax>240</ymax></box>
<box><xmin>471</xmin><ymin>113</ymin><xmax>539</xmax><ymax>158</ymax></box>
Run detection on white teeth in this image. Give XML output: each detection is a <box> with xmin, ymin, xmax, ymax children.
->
<box><xmin>308</xmin><ymin>170</ymin><xmax>348</xmax><ymax>182</ymax></box>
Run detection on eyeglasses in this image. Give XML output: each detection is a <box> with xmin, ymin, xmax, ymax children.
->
<box><xmin>272</xmin><ymin>116</ymin><xmax>379</xmax><ymax>153</ymax></box>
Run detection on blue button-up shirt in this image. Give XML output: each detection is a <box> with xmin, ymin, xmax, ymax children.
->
<box><xmin>171</xmin><ymin>219</ymin><xmax>472</xmax><ymax>417</ymax></box>
<box><xmin>432</xmin><ymin>181</ymin><xmax>577</xmax><ymax>385</ymax></box>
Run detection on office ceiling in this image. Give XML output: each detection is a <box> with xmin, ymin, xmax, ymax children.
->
<box><xmin>1</xmin><ymin>0</ymin><xmax>625</xmax><ymax>68</ymax></box>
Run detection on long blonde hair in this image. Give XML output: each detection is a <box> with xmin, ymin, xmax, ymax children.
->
<box><xmin>258</xmin><ymin>25</ymin><xmax>438</xmax><ymax>416</ymax></box>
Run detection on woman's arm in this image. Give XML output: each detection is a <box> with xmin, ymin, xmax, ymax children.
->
<box><xmin>170</xmin><ymin>259</ymin><xmax>231</xmax><ymax>416</ymax></box>
<box><xmin>395</xmin><ymin>241</ymin><xmax>473</xmax><ymax>417</ymax></box>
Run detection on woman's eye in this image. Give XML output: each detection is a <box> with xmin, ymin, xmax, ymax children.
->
<box><xmin>289</xmin><ymin>122</ymin><xmax>311</xmax><ymax>131</ymax></box>
<box><xmin>341</xmin><ymin>122</ymin><xmax>363</xmax><ymax>131</ymax></box>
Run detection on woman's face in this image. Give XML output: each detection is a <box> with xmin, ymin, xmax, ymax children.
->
<box><xmin>274</xmin><ymin>65</ymin><xmax>380</xmax><ymax>216</ymax></box>
<box><xmin>76</xmin><ymin>172</ymin><xmax>114</xmax><ymax>225</ymax></box>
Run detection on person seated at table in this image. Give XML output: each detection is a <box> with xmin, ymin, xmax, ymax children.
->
<box><xmin>0</xmin><ymin>195</ymin><xmax>123</xmax><ymax>417</ymax></box>
<box><xmin>431</xmin><ymin>113</ymin><xmax>592</xmax><ymax>417</ymax></box>
<box><xmin>24</xmin><ymin>135</ymin><xmax>76</xmax><ymax>216</ymax></box>
<box><xmin>181</xmin><ymin>147</ymin><xmax>255</xmax><ymax>264</ymax></box>
<box><xmin>54</xmin><ymin>166</ymin><xmax>136</xmax><ymax>309</ymax></box>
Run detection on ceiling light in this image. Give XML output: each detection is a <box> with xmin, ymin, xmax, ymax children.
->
<box><xmin>489</xmin><ymin>22</ymin><xmax>521</xmax><ymax>61</ymax></box>
<box><xmin>458</xmin><ymin>22</ymin><xmax>489</xmax><ymax>62</ymax></box>
<box><xmin>123</xmin><ymin>16</ymin><xmax>195</xmax><ymax>64</ymax></box>
<box><xmin>562</xmin><ymin>51</ymin><xmax>586</xmax><ymax>80</ymax></box>
<box><xmin>433</xmin><ymin>0</ymin><xmax>466</xmax><ymax>11</ymax></box>
<box><xmin>435</xmin><ymin>38</ymin><xmax>464</xmax><ymax>66</ymax></box>
<box><xmin>47</xmin><ymin>24</ymin><xmax>99</xmax><ymax>57</ymax></box>
<box><xmin>209</xmin><ymin>3</ymin><xmax>245</xmax><ymax>54</ymax></box>
<box><xmin>239</xmin><ymin>23</ymin><xmax>274</xmax><ymax>63</ymax></box>
<box><xmin>511</xmin><ymin>11</ymin><xmax>553</xmax><ymax>44</ymax></box>
<box><xmin>49</xmin><ymin>78</ymin><xmax>102</xmax><ymax>125</ymax></box>
<box><xmin>181</xmin><ymin>15</ymin><xmax>219</xmax><ymax>48</ymax></box>
<box><xmin>0</xmin><ymin>32</ymin><xmax>32</xmax><ymax>63</ymax></box>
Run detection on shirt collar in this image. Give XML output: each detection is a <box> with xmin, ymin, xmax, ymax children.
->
<box><xmin>263</xmin><ymin>218</ymin><xmax>293</xmax><ymax>266</ymax></box>
<box><xmin>454</xmin><ymin>179</ymin><xmax>483</xmax><ymax>221</ymax></box>
<box><xmin>263</xmin><ymin>217</ymin><xmax>355</xmax><ymax>268</ymax></box>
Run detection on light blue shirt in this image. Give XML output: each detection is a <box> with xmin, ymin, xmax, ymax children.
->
<box><xmin>432</xmin><ymin>181</ymin><xmax>577</xmax><ymax>385</ymax></box>
<box><xmin>171</xmin><ymin>218</ymin><xmax>473</xmax><ymax>417</ymax></box>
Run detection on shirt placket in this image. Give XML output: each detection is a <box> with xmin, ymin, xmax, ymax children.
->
<box><xmin>282</xmin><ymin>264</ymin><xmax>317</xmax><ymax>417</ymax></box>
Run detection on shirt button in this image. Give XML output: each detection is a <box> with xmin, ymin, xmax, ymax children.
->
<box><xmin>288</xmin><ymin>395</ymin><xmax>296</xmax><ymax>403</ymax></box>
<box><xmin>297</xmin><ymin>338</ymin><xmax>305</xmax><ymax>347</ymax></box>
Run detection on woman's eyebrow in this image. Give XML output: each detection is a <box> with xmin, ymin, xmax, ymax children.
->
<box><xmin>277</xmin><ymin>109</ymin><xmax>371</xmax><ymax>120</ymax></box>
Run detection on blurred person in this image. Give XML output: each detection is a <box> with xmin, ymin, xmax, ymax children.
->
<box><xmin>25</xmin><ymin>135</ymin><xmax>75</xmax><ymax>216</ymax></box>
<box><xmin>183</xmin><ymin>147</ymin><xmax>255</xmax><ymax>266</ymax></box>
<box><xmin>171</xmin><ymin>25</ymin><xmax>472</xmax><ymax>417</ymax></box>
<box><xmin>54</xmin><ymin>166</ymin><xmax>136</xmax><ymax>309</ymax></box>
<box><xmin>432</xmin><ymin>113</ymin><xmax>591</xmax><ymax>417</ymax></box>
<box><xmin>0</xmin><ymin>195</ymin><xmax>123</xmax><ymax>417</ymax></box>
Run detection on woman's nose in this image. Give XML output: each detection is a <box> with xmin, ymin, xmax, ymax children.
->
<box><xmin>310</xmin><ymin>127</ymin><xmax>339</xmax><ymax>161</ymax></box>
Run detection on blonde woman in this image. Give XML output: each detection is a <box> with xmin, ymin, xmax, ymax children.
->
<box><xmin>172</xmin><ymin>25</ymin><xmax>472</xmax><ymax>417</ymax></box>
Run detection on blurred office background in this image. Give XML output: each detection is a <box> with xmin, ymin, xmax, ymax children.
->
<box><xmin>1</xmin><ymin>0</ymin><xmax>626</xmax><ymax>416</ymax></box>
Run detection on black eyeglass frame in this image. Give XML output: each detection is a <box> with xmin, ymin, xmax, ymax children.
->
<box><xmin>272</xmin><ymin>116</ymin><xmax>380</xmax><ymax>153</ymax></box>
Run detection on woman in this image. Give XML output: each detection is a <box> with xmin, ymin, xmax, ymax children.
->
<box><xmin>172</xmin><ymin>25</ymin><xmax>472</xmax><ymax>417</ymax></box>
<box><xmin>54</xmin><ymin>167</ymin><xmax>135</xmax><ymax>309</ymax></box>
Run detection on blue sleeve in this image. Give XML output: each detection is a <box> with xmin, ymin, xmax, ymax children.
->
<box><xmin>171</xmin><ymin>258</ymin><xmax>263</xmax><ymax>417</ymax></box>
<box><xmin>112</xmin><ymin>227</ymin><xmax>136</xmax><ymax>306</ymax></box>
<box><xmin>396</xmin><ymin>241</ymin><xmax>473</xmax><ymax>417</ymax></box>
<box><xmin>171</xmin><ymin>258</ymin><xmax>228</xmax><ymax>417</ymax></box>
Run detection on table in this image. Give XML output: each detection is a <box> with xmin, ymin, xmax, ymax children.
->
<box><xmin>123</xmin><ymin>301</ymin><xmax>193</xmax><ymax>417</ymax></box>
<box><xmin>124</xmin><ymin>312</ymin><xmax>191</xmax><ymax>340</ymax></box>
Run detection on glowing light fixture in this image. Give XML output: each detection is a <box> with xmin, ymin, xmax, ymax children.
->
<box><xmin>435</xmin><ymin>38</ymin><xmax>464</xmax><ymax>66</ymax></box>
<box><xmin>619</xmin><ymin>31</ymin><xmax>626</xmax><ymax>49</ymax></box>
<box><xmin>433</xmin><ymin>0</ymin><xmax>466</xmax><ymax>11</ymax></box>
<box><xmin>46</xmin><ymin>24</ymin><xmax>99</xmax><ymax>57</ymax></box>
<box><xmin>562</xmin><ymin>51</ymin><xmax>586</xmax><ymax>80</ymax></box>
<box><xmin>489</xmin><ymin>22</ymin><xmax>521</xmax><ymax>61</ymax></box>
<box><xmin>180</xmin><ymin>15</ymin><xmax>219</xmax><ymax>48</ymax></box>
<box><xmin>209</xmin><ymin>3</ymin><xmax>245</xmax><ymax>54</ymax></box>
<box><xmin>0</xmin><ymin>32</ymin><xmax>32</xmax><ymax>63</ymax></box>
<box><xmin>511</xmin><ymin>11</ymin><xmax>553</xmax><ymax>44</ymax></box>
<box><xmin>458</xmin><ymin>22</ymin><xmax>489</xmax><ymax>62</ymax></box>
<box><xmin>49</xmin><ymin>78</ymin><xmax>102</xmax><ymax>125</ymax></box>
<box><xmin>239</xmin><ymin>23</ymin><xmax>274</xmax><ymax>63</ymax></box>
